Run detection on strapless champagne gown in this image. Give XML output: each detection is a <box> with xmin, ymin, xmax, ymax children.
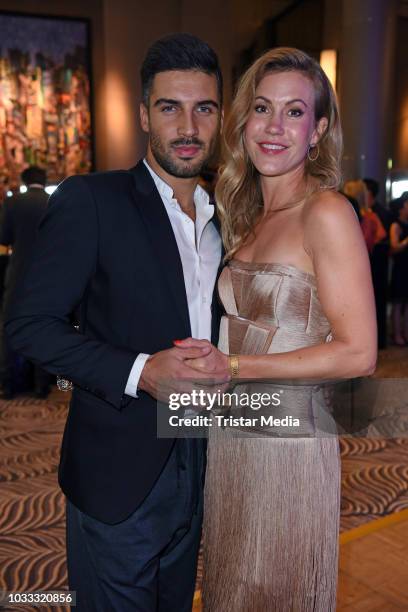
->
<box><xmin>202</xmin><ymin>261</ymin><xmax>340</xmax><ymax>612</ymax></box>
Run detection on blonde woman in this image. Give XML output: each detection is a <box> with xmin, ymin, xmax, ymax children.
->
<box><xmin>178</xmin><ymin>48</ymin><xmax>376</xmax><ymax>610</ymax></box>
<box><xmin>344</xmin><ymin>179</ymin><xmax>386</xmax><ymax>253</ymax></box>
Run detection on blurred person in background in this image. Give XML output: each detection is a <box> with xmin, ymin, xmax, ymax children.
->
<box><xmin>0</xmin><ymin>165</ymin><xmax>51</xmax><ymax>399</ymax></box>
<box><xmin>389</xmin><ymin>192</ymin><xmax>408</xmax><ymax>345</ymax></box>
<box><xmin>0</xmin><ymin>245</ymin><xmax>9</xmax><ymax>289</ymax></box>
<box><xmin>363</xmin><ymin>177</ymin><xmax>392</xmax><ymax>232</ymax></box>
<box><xmin>363</xmin><ymin>178</ymin><xmax>391</xmax><ymax>349</ymax></box>
<box><xmin>340</xmin><ymin>186</ymin><xmax>361</xmax><ymax>222</ymax></box>
<box><xmin>0</xmin><ymin>182</ymin><xmax>9</xmax><ymax>303</ymax></box>
<box><xmin>343</xmin><ymin>179</ymin><xmax>386</xmax><ymax>254</ymax></box>
<box><xmin>344</xmin><ymin>179</ymin><xmax>387</xmax><ymax>348</ymax></box>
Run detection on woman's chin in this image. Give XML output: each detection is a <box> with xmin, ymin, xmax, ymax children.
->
<box><xmin>253</xmin><ymin>159</ymin><xmax>306</xmax><ymax>179</ymax></box>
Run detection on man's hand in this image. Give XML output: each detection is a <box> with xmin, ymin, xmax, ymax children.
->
<box><xmin>138</xmin><ymin>344</ymin><xmax>229</xmax><ymax>401</ymax></box>
<box><xmin>174</xmin><ymin>338</ymin><xmax>230</xmax><ymax>381</ymax></box>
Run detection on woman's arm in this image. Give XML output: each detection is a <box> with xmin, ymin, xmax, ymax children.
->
<box><xmin>181</xmin><ymin>192</ymin><xmax>377</xmax><ymax>380</ymax></box>
<box><xmin>390</xmin><ymin>222</ymin><xmax>408</xmax><ymax>254</ymax></box>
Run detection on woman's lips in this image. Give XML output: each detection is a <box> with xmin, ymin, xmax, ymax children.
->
<box><xmin>258</xmin><ymin>143</ymin><xmax>288</xmax><ymax>155</ymax></box>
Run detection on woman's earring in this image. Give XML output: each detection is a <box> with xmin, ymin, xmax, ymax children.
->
<box><xmin>307</xmin><ymin>143</ymin><xmax>320</xmax><ymax>162</ymax></box>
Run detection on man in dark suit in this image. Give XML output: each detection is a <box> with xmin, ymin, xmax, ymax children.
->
<box><xmin>6</xmin><ymin>34</ymin><xmax>227</xmax><ymax>611</ymax></box>
<box><xmin>0</xmin><ymin>166</ymin><xmax>51</xmax><ymax>398</ymax></box>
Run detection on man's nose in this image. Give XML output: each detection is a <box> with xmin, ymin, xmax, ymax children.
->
<box><xmin>178</xmin><ymin>111</ymin><xmax>198</xmax><ymax>138</ymax></box>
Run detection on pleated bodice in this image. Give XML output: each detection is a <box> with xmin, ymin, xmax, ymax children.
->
<box><xmin>218</xmin><ymin>260</ymin><xmax>331</xmax><ymax>356</ymax></box>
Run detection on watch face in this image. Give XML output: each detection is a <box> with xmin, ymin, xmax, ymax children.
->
<box><xmin>56</xmin><ymin>375</ymin><xmax>73</xmax><ymax>391</ymax></box>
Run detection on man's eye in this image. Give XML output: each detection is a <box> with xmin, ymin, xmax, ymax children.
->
<box><xmin>197</xmin><ymin>105</ymin><xmax>212</xmax><ymax>113</ymax></box>
<box><xmin>161</xmin><ymin>105</ymin><xmax>177</xmax><ymax>112</ymax></box>
<box><xmin>254</xmin><ymin>104</ymin><xmax>268</xmax><ymax>113</ymax></box>
<box><xmin>288</xmin><ymin>108</ymin><xmax>304</xmax><ymax>117</ymax></box>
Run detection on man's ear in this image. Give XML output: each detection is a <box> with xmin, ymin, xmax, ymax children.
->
<box><xmin>140</xmin><ymin>102</ymin><xmax>149</xmax><ymax>134</ymax></box>
<box><xmin>310</xmin><ymin>116</ymin><xmax>328</xmax><ymax>146</ymax></box>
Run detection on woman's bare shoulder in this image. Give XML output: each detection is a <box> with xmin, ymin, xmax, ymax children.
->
<box><xmin>304</xmin><ymin>189</ymin><xmax>355</xmax><ymax>216</ymax></box>
<box><xmin>302</xmin><ymin>189</ymin><xmax>359</xmax><ymax>229</ymax></box>
<box><xmin>302</xmin><ymin>189</ymin><xmax>363</xmax><ymax>256</ymax></box>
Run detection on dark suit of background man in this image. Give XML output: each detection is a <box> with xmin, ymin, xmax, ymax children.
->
<box><xmin>6</xmin><ymin>34</ymin><xmax>225</xmax><ymax>611</ymax></box>
<box><xmin>0</xmin><ymin>166</ymin><xmax>51</xmax><ymax>399</ymax></box>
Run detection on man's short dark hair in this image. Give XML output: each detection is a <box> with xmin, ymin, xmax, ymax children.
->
<box><xmin>21</xmin><ymin>166</ymin><xmax>46</xmax><ymax>187</ymax></box>
<box><xmin>141</xmin><ymin>33</ymin><xmax>223</xmax><ymax>105</ymax></box>
<box><xmin>363</xmin><ymin>178</ymin><xmax>379</xmax><ymax>199</ymax></box>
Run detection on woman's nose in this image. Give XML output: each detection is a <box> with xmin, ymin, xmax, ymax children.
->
<box><xmin>265</xmin><ymin>113</ymin><xmax>284</xmax><ymax>135</ymax></box>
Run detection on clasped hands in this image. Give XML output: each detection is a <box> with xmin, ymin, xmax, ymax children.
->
<box><xmin>174</xmin><ymin>337</ymin><xmax>230</xmax><ymax>378</ymax></box>
<box><xmin>139</xmin><ymin>337</ymin><xmax>230</xmax><ymax>401</ymax></box>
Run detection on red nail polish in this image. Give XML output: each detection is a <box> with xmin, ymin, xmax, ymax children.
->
<box><xmin>173</xmin><ymin>340</ymin><xmax>182</xmax><ymax>345</ymax></box>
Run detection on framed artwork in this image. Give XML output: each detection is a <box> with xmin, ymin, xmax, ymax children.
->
<box><xmin>0</xmin><ymin>11</ymin><xmax>93</xmax><ymax>190</ymax></box>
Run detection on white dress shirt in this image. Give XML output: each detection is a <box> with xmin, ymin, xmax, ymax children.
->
<box><xmin>125</xmin><ymin>160</ymin><xmax>222</xmax><ymax>398</ymax></box>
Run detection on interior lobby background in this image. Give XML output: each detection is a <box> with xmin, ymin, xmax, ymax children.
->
<box><xmin>0</xmin><ymin>0</ymin><xmax>407</xmax><ymax>193</ymax></box>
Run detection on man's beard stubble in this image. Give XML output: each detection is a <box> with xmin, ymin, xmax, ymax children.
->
<box><xmin>149</xmin><ymin>131</ymin><xmax>217</xmax><ymax>179</ymax></box>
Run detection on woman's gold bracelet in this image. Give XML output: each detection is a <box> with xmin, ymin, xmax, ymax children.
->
<box><xmin>229</xmin><ymin>355</ymin><xmax>239</xmax><ymax>378</ymax></box>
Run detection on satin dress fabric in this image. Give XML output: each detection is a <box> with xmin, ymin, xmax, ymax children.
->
<box><xmin>202</xmin><ymin>260</ymin><xmax>340</xmax><ymax>612</ymax></box>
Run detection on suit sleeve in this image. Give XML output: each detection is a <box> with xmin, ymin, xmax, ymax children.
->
<box><xmin>5</xmin><ymin>175</ymin><xmax>137</xmax><ymax>410</ymax></box>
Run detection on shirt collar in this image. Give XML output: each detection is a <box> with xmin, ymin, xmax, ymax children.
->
<box><xmin>143</xmin><ymin>158</ymin><xmax>212</xmax><ymax>216</ymax></box>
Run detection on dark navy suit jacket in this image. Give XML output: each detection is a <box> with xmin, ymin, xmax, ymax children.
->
<box><xmin>6</xmin><ymin>161</ymin><xmax>221</xmax><ymax>524</ymax></box>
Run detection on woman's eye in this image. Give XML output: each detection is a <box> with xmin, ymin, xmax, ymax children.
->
<box><xmin>288</xmin><ymin>108</ymin><xmax>304</xmax><ymax>117</ymax></box>
<box><xmin>254</xmin><ymin>104</ymin><xmax>268</xmax><ymax>113</ymax></box>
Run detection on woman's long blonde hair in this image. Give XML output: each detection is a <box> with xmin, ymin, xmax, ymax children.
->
<box><xmin>216</xmin><ymin>47</ymin><xmax>343</xmax><ymax>260</ymax></box>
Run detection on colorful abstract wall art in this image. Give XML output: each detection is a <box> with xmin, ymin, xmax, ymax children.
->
<box><xmin>0</xmin><ymin>12</ymin><xmax>93</xmax><ymax>190</ymax></box>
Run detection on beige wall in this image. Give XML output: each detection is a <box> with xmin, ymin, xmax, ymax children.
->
<box><xmin>101</xmin><ymin>0</ymin><xmax>181</xmax><ymax>168</ymax></box>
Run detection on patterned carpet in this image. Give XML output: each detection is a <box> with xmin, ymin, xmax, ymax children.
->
<box><xmin>339</xmin><ymin>436</ymin><xmax>408</xmax><ymax>531</ymax></box>
<box><xmin>0</xmin><ymin>392</ymin><xmax>67</xmax><ymax>611</ymax></box>
<box><xmin>1</xmin><ymin>363</ymin><xmax>408</xmax><ymax>608</ymax></box>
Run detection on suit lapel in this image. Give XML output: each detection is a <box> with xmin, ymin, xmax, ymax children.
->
<box><xmin>130</xmin><ymin>161</ymin><xmax>191</xmax><ymax>336</ymax></box>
